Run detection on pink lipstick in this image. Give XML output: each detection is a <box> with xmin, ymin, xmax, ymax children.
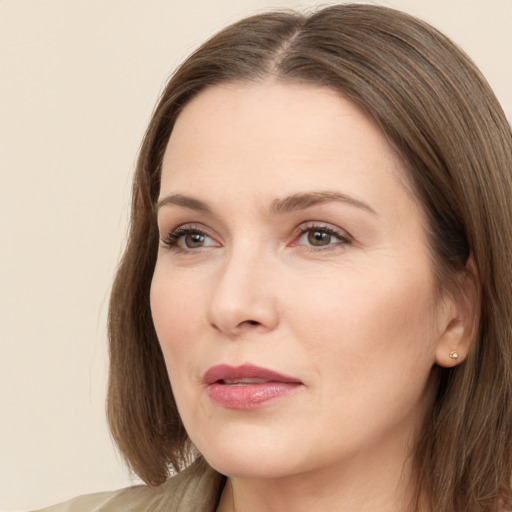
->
<box><xmin>203</xmin><ymin>364</ymin><xmax>303</xmax><ymax>409</ymax></box>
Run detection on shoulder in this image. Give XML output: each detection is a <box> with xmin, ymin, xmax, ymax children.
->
<box><xmin>32</xmin><ymin>459</ymin><xmax>225</xmax><ymax>512</ymax></box>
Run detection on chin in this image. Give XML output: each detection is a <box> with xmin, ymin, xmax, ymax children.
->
<box><xmin>191</xmin><ymin>426</ymin><xmax>307</xmax><ymax>479</ymax></box>
<box><xmin>204</xmin><ymin>453</ymin><xmax>297</xmax><ymax>480</ymax></box>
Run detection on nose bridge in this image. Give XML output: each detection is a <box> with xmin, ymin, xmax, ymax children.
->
<box><xmin>207</xmin><ymin>239</ymin><xmax>278</xmax><ymax>334</ymax></box>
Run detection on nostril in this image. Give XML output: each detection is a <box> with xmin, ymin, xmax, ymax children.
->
<box><xmin>246</xmin><ymin>320</ymin><xmax>259</xmax><ymax>326</ymax></box>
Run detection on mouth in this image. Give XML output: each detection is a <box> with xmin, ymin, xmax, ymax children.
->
<box><xmin>219</xmin><ymin>378</ymin><xmax>273</xmax><ymax>385</ymax></box>
<box><xmin>203</xmin><ymin>364</ymin><xmax>303</xmax><ymax>409</ymax></box>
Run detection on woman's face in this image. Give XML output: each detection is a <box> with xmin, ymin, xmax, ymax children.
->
<box><xmin>151</xmin><ymin>82</ymin><xmax>454</xmax><ymax>480</ymax></box>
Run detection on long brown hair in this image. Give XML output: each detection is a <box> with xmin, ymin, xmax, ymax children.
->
<box><xmin>107</xmin><ymin>5</ymin><xmax>512</xmax><ymax>510</ymax></box>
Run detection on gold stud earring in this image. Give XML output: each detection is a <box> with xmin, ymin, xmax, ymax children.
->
<box><xmin>449</xmin><ymin>351</ymin><xmax>459</xmax><ymax>362</ymax></box>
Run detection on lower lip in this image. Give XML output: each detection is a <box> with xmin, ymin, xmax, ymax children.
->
<box><xmin>207</xmin><ymin>382</ymin><xmax>302</xmax><ymax>409</ymax></box>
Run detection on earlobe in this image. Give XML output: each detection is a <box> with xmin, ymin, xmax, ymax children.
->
<box><xmin>434</xmin><ymin>256</ymin><xmax>480</xmax><ymax>368</ymax></box>
<box><xmin>435</xmin><ymin>318</ymin><xmax>468</xmax><ymax>368</ymax></box>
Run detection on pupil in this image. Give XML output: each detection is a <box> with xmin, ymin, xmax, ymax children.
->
<box><xmin>185</xmin><ymin>233</ymin><xmax>205</xmax><ymax>248</ymax></box>
<box><xmin>308</xmin><ymin>230</ymin><xmax>331</xmax><ymax>246</ymax></box>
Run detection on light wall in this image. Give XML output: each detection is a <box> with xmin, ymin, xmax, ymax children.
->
<box><xmin>1</xmin><ymin>1</ymin><xmax>510</xmax><ymax>510</ymax></box>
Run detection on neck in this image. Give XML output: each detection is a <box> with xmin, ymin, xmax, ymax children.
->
<box><xmin>216</xmin><ymin>445</ymin><xmax>424</xmax><ymax>512</ymax></box>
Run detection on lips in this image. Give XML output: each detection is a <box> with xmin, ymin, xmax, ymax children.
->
<box><xmin>203</xmin><ymin>364</ymin><xmax>303</xmax><ymax>409</ymax></box>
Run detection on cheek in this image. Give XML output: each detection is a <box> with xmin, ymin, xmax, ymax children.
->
<box><xmin>281</xmin><ymin>272</ymin><xmax>440</xmax><ymax>454</ymax></box>
<box><xmin>286</xmin><ymin>267</ymin><xmax>439</xmax><ymax>382</ymax></box>
<box><xmin>150</xmin><ymin>269</ymin><xmax>208</xmax><ymax>428</ymax></box>
<box><xmin>150</xmin><ymin>267</ymin><xmax>204</xmax><ymax>365</ymax></box>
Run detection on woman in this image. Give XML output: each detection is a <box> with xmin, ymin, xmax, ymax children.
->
<box><xmin>37</xmin><ymin>4</ymin><xmax>512</xmax><ymax>511</ymax></box>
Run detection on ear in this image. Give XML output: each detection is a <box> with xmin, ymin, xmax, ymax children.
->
<box><xmin>435</xmin><ymin>255</ymin><xmax>480</xmax><ymax>368</ymax></box>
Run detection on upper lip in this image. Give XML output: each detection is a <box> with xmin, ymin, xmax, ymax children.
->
<box><xmin>203</xmin><ymin>364</ymin><xmax>303</xmax><ymax>385</ymax></box>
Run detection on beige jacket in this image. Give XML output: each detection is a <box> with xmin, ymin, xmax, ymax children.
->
<box><xmin>33</xmin><ymin>461</ymin><xmax>225</xmax><ymax>512</ymax></box>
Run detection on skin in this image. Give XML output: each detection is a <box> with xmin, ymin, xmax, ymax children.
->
<box><xmin>150</xmin><ymin>81</ymin><xmax>468</xmax><ymax>511</ymax></box>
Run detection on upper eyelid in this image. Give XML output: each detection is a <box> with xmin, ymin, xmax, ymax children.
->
<box><xmin>294</xmin><ymin>221</ymin><xmax>352</xmax><ymax>238</ymax></box>
<box><xmin>162</xmin><ymin>220</ymin><xmax>347</xmax><ymax>233</ymax></box>
<box><xmin>160</xmin><ymin>221</ymin><xmax>213</xmax><ymax>235</ymax></box>
<box><xmin>159</xmin><ymin>223</ymin><xmax>216</xmax><ymax>242</ymax></box>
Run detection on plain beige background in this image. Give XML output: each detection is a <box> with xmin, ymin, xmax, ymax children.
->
<box><xmin>1</xmin><ymin>1</ymin><xmax>510</xmax><ymax>510</ymax></box>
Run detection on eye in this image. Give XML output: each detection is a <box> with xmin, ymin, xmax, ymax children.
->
<box><xmin>179</xmin><ymin>231</ymin><xmax>210</xmax><ymax>249</ymax></box>
<box><xmin>303</xmin><ymin>229</ymin><xmax>334</xmax><ymax>247</ymax></box>
<box><xmin>295</xmin><ymin>224</ymin><xmax>351</xmax><ymax>249</ymax></box>
<box><xmin>161</xmin><ymin>226</ymin><xmax>219</xmax><ymax>251</ymax></box>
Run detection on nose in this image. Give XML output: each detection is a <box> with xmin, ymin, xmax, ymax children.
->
<box><xmin>207</xmin><ymin>246</ymin><xmax>279</xmax><ymax>336</ymax></box>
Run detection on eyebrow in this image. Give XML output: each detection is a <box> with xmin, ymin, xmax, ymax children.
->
<box><xmin>156</xmin><ymin>191</ymin><xmax>377</xmax><ymax>216</ymax></box>
<box><xmin>270</xmin><ymin>191</ymin><xmax>377</xmax><ymax>215</ymax></box>
<box><xmin>157</xmin><ymin>194</ymin><xmax>213</xmax><ymax>213</ymax></box>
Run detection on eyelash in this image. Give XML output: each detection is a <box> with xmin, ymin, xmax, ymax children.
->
<box><xmin>293</xmin><ymin>222</ymin><xmax>352</xmax><ymax>250</ymax></box>
<box><xmin>160</xmin><ymin>223</ymin><xmax>352</xmax><ymax>253</ymax></box>
<box><xmin>160</xmin><ymin>225</ymin><xmax>213</xmax><ymax>252</ymax></box>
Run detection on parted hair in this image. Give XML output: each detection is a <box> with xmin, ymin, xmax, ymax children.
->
<box><xmin>107</xmin><ymin>4</ymin><xmax>512</xmax><ymax>511</ymax></box>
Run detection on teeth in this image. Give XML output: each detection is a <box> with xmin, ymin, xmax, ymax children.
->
<box><xmin>222</xmin><ymin>378</ymin><xmax>269</xmax><ymax>385</ymax></box>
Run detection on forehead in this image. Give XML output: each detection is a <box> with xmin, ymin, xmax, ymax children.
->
<box><xmin>160</xmin><ymin>81</ymin><xmax>412</xmax><ymax>215</ymax></box>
